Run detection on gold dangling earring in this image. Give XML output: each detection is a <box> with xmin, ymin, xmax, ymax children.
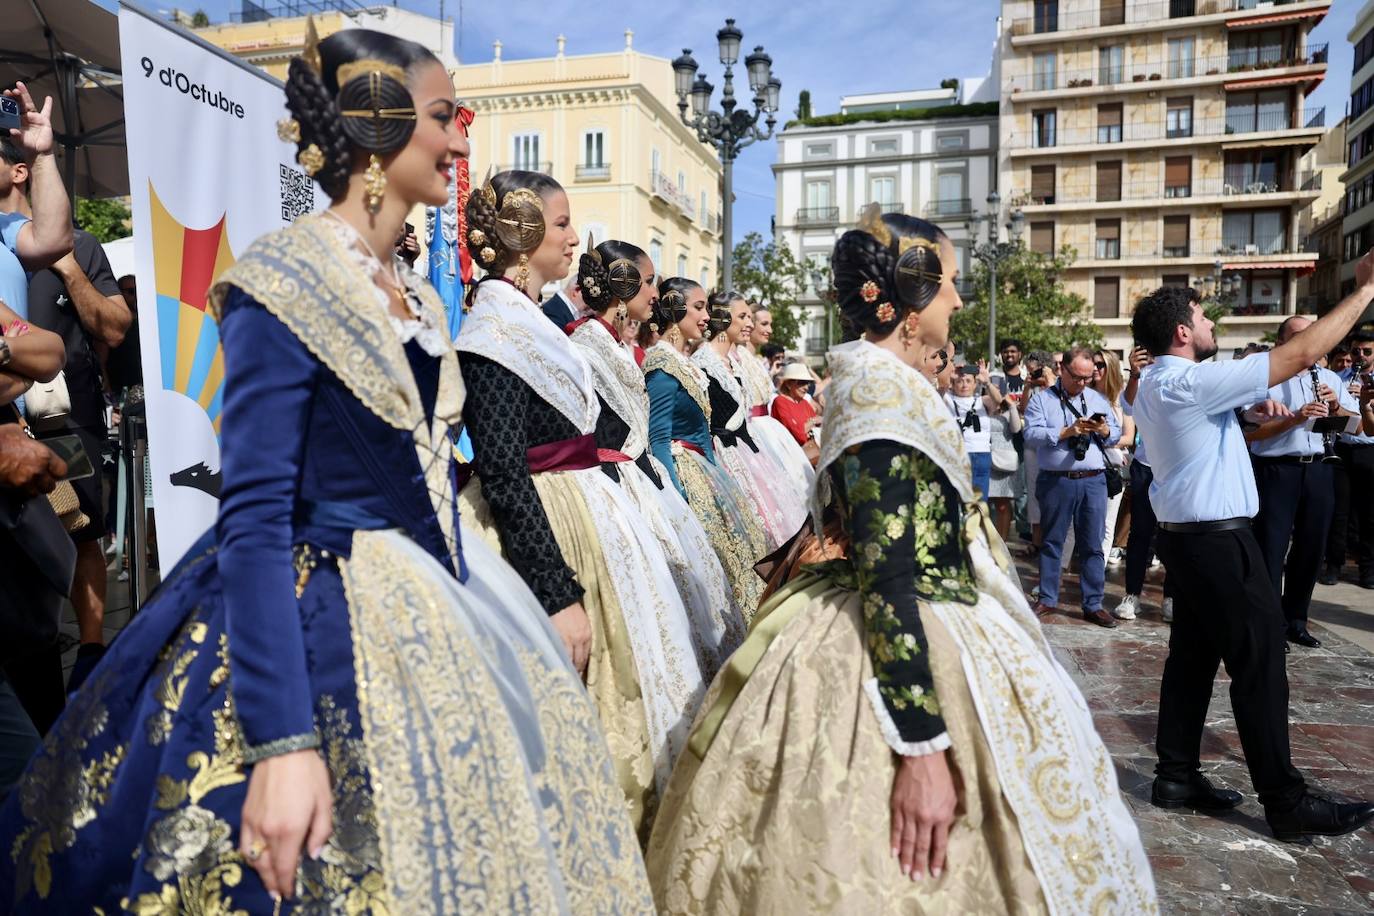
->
<box><xmin>364</xmin><ymin>154</ymin><xmax>386</xmax><ymax>214</ymax></box>
<box><xmin>514</xmin><ymin>253</ymin><xmax>532</xmax><ymax>294</ymax></box>
<box><xmin>899</xmin><ymin>313</ymin><xmax>917</xmax><ymax>351</ymax></box>
<box><xmin>667</xmin><ymin>325</ymin><xmax>683</xmax><ymax>347</ymax></box>
<box><xmin>616</xmin><ymin>301</ymin><xmax>628</xmax><ymax>323</ymax></box>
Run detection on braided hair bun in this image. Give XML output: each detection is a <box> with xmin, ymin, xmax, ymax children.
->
<box><xmin>577</xmin><ymin>251</ymin><xmax>613</xmax><ymax>311</ymax></box>
<box><xmin>832</xmin><ymin>207</ymin><xmax>947</xmax><ymax>338</ymax></box>
<box><xmin>704</xmin><ymin>290</ymin><xmax>735</xmax><ymax>340</ymax></box>
<box><xmin>282</xmin><ymin>28</ymin><xmax>436</xmax><ymax>201</ymax></box>
<box><xmin>652</xmin><ymin>277</ymin><xmax>698</xmax><ymax>334</ymax></box>
<box><xmin>464</xmin><ymin>169</ymin><xmax>563</xmax><ymax>273</ymax></box>
<box><xmin>576</xmin><ymin>239</ymin><xmax>647</xmax><ymax>314</ymax></box>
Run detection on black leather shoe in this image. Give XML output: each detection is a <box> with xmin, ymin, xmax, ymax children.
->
<box><xmin>1360</xmin><ymin>574</ymin><xmax>1374</xmax><ymax>590</ymax></box>
<box><xmin>1317</xmin><ymin>566</ymin><xmax>1339</xmax><ymax>586</ymax></box>
<box><xmin>1286</xmin><ymin>628</ymin><xmax>1322</xmax><ymax>649</ymax></box>
<box><xmin>1151</xmin><ymin>774</ymin><xmax>1243</xmax><ymax>812</ymax></box>
<box><xmin>1267</xmin><ymin>792</ymin><xmax>1374</xmax><ymax>843</ymax></box>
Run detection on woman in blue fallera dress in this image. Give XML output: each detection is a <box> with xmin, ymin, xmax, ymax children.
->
<box><xmin>0</xmin><ymin>27</ymin><xmax>652</xmax><ymax>914</ymax></box>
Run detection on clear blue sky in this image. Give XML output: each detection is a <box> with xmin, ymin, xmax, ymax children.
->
<box><xmin>98</xmin><ymin>0</ymin><xmax>1359</xmax><ymax>245</ymax></box>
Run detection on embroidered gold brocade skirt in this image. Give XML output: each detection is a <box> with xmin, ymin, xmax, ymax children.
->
<box><xmin>672</xmin><ymin>445</ymin><xmax>768</xmax><ymax>624</ymax></box>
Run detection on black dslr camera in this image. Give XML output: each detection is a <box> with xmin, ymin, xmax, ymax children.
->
<box><xmin>1071</xmin><ymin>412</ymin><xmax>1105</xmax><ymax>461</ymax></box>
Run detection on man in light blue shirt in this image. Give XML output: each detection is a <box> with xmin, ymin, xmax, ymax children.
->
<box><xmin>1131</xmin><ymin>276</ymin><xmax>1374</xmax><ymax>843</ymax></box>
<box><xmin>0</xmin><ymin>84</ymin><xmax>72</xmax><ymax>318</ymax></box>
<box><xmin>1246</xmin><ymin>316</ymin><xmax>1360</xmax><ymax>647</ymax></box>
<box><xmin>1326</xmin><ymin>330</ymin><xmax>1374</xmax><ymax>587</ymax></box>
<box><xmin>1023</xmin><ymin>346</ymin><xmax>1121</xmax><ymax>627</ymax></box>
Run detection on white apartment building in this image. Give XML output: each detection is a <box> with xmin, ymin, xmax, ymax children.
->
<box><xmin>773</xmin><ymin>88</ymin><xmax>997</xmax><ymax>362</ymax></box>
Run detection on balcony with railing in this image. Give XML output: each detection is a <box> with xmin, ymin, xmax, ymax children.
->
<box><xmin>501</xmin><ymin>161</ymin><xmax>553</xmax><ymax>175</ymax></box>
<box><xmin>873</xmin><ymin>201</ymin><xmax>905</xmax><ymax>214</ymax></box>
<box><xmin>1009</xmin><ymin>108</ymin><xmax>1324</xmax><ymax>151</ymax></box>
<box><xmin>1013</xmin><ymin>173</ymin><xmax>1321</xmax><ymax>207</ymax></box>
<box><xmin>1010</xmin><ymin>0</ymin><xmax>1329</xmax><ymax>39</ymax></box>
<box><xmin>923</xmin><ymin>198</ymin><xmax>973</xmax><ymax>218</ymax></box>
<box><xmin>1069</xmin><ymin>238</ymin><xmax>1315</xmax><ymax>264</ymax></box>
<box><xmin>575</xmin><ymin>163</ymin><xmax>611</xmax><ymax>181</ymax></box>
<box><xmin>649</xmin><ymin>169</ymin><xmax>697</xmax><ymax>219</ymax></box>
<box><xmin>795</xmin><ymin>206</ymin><xmax>841</xmax><ymax>226</ymax></box>
<box><xmin>1008</xmin><ymin>45</ymin><xmax>1327</xmax><ymax>94</ymax></box>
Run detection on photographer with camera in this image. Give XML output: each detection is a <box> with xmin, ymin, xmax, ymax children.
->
<box><xmin>943</xmin><ymin>359</ymin><xmax>1003</xmax><ymax>500</ymax></box>
<box><xmin>1323</xmin><ymin>330</ymin><xmax>1374</xmax><ymax>589</ymax></box>
<box><xmin>1023</xmin><ymin>346</ymin><xmax>1122</xmax><ymax>627</ymax></box>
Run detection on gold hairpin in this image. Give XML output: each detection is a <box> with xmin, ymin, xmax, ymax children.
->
<box><xmin>858</xmin><ymin>203</ymin><xmax>892</xmax><ymax>248</ymax></box>
<box><xmin>336</xmin><ymin>59</ymin><xmax>408</xmax><ymax>88</ymax></box>
<box><xmin>301</xmin><ymin>17</ymin><xmax>322</xmax><ymax>75</ymax></box>
<box><xmin>898</xmin><ymin>237</ymin><xmax>940</xmax><ymax>255</ymax></box>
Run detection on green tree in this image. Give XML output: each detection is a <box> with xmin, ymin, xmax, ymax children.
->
<box><xmin>795</xmin><ymin>89</ymin><xmax>812</xmax><ymax>121</ymax></box>
<box><xmin>949</xmin><ymin>243</ymin><xmax>1103</xmax><ymax>360</ymax></box>
<box><xmin>940</xmin><ymin>77</ymin><xmax>959</xmax><ymax>92</ymax></box>
<box><xmin>74</xmin><ymin>196</ymin><xmax>132</xmax><ymax>243</ymax></box>
<box><xmin>730</xmin><ymin>231</ymin><xmax>810</xmax><ymax>349</ymax></box>
<box><xmin>191</xmin><ymin>9</ymin><xmax>210</xmax><ymax>27</ymax></box>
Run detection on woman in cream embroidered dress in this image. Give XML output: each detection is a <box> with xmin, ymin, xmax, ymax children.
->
<box><xmin>729</xmin><ymin>298</ymin><xmax>816</xmax><ymax>496</ymax></box>
<box><xmin>645</xmin><ymin>278</ymin><xmax>770</xmax><ymax>623</ymax></box>
<box><xmin>0</xmin><ymin>29</ymin><xmax>652</xmax><ymax>914</ymax></box>
<box><xmin>694</xmin><ymin>294</ymin><xmax>809</xmax><ymax>544</ymax></box>
<box><xmin>455</xmin><ymin>172</ymin><xmax>703</xmax><ymax>836</ymax></box>
<box><xmin>645</xmin><ymin>209</ymin><xmax>1157</xmax><ymax>915</ymax></box>
<box><xmin>570</xmin><ymin>240</ymin><xmax>747</xmax><ymax>677</ymax></box>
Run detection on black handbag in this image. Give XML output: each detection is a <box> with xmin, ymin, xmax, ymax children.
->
<box><xmin>1054</xmin><ymin>387</ymin><xmax>1125</xmax><ymax>499</ymax></box>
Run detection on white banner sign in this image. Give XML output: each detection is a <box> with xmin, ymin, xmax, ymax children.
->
<box><xmin>118</xmin><ymin>5</ymin><xmax>323</xmax><ymax>569</ymax></box>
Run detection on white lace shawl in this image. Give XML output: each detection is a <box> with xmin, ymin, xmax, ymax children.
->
<box><xmin>569</xmin><ymin>319</ymin><xmax>651</xmax><ymax>457</ymax></box>
<box><xmin>691</xmin><ymin>343</ymin><xmax>747</xmax><ymax>431</ymax></box>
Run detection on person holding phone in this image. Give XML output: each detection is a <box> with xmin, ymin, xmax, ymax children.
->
<box><xmin>942</xmin><ymin>359</ymin><xmax>1003</xmax><ymax>501</ymax></box>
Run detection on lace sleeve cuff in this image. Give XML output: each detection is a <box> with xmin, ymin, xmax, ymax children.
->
<box><xmin>863</xmin><ymin>677</ymin><xmax>952</xmax><ymax>757</ymax></box>
<box><xmin>242</xmin><ymin>731</ymin><xmax>321</xmax><ymax>764</ymax></box>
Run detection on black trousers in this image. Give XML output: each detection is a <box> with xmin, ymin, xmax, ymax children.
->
<box><xmin>1252</xmin><ymin>459</ymin><xmax>1335</xmax><ymax>627</ymax></box>
<box><xmin>1155</xmin><ymin>526</ymin><xmax>1305</xmax><ymax>810</ymax></box>
<box><xmin>1326</xmin><ymin>443</ymin><xmax>1374</xmax><ymax>575</ymax></box>
<box><xmin>1123</xmin><ymin>460</ymin><xmax>1175</xmax><ymax>598</ymax></box>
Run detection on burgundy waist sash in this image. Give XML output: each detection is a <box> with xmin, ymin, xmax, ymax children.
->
<box><xmin>749</xmin><ymin>405</ymin><xmax>767</xmax><ymax>418</ymax></box>
<box><xmin>457</xmin><ymin>433</ymin><xmax>600</xmax><ymax>490</ymax></box>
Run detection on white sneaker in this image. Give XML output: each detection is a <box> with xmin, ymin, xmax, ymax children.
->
<box><xmin>1107</xmin><ymin>547</ymin><xmax>1124</xmax><ymax>567</ymax></box>
<box><xmin>1150</xmin><ymin>556</ymin><xmax>1162</xmax><ymax>569</ymax></box>
<box><xmin>1162</xmin><ymin>598</ymin><xmax>1174</xmax><ymax>623</ymax></box>
<box><xmin>1113</xmin><ymin>594</ymin><xmax>1139</xmax><ymax>620</ymax></box>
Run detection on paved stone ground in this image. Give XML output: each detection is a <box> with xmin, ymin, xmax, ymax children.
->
<box><xmin>1022</xmin><ymin>549</ymin><xmax>1374</xmax><ymax>915</ymax></box>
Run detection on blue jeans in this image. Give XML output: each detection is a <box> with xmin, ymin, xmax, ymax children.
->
<box><xmin>1036</xmin><ymin>471</ymin><xmax>1108</xmax><ymax>610</ymax></box>
<box><xmin>969</xmin><ymin>451</ymin><xmax>992</xmax><ymax>503</ymax></box>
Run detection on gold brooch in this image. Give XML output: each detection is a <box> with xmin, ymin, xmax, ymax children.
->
<box><xmin>861</xmin><ymin>280</ymin><xmax>880</xmax><ymax>303</ymax></box>
<box><xmin>296</xmin><ymin>144</ymin><xmax>324</xmax><ymax>176</ymax></box>
<box><xmin>875</xmin><ymin>302</ymin><xmax>896</xmax><ymax>322</ymax></box>
<box><xmin>468</xmin><ymin>228</ymin><xmax>486</xmax><ymax>246</ymax></box>
<box><xmin>276</xmin><ymin>118</ymin><xmax>301</xmax><ymax>143</ymax></box>
<box><xmin>480</xmin><ymin>246</ymin><xmax>496</xmax><ymax>264</ymax></box>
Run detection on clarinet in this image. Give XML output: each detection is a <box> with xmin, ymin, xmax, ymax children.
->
<box><xmin>1310</xmin><ymin>365</ymin><xmax>1339</xmax><ymax>463</ymax></box>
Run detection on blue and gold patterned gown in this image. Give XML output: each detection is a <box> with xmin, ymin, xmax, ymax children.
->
<box><xmin>0</xmin><ymin>214</ymin><xmax>653</xmax><ymax>914</ymax></box>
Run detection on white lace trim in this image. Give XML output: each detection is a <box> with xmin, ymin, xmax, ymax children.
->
<box><xmin>862</xmin><ymin>677</ymin><xmax>952</xmax><ymax>757</ymax></box>
<box><xmin>389</xmin><ymin>315</ymin><xmax>451</xmax><ymax>357</ymax></box>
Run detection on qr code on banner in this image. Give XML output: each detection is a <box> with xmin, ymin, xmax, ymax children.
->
<box><xmin>279</xmin><ymin>164</ymin><xmax>314</xmax><ymax>222</ymax></box>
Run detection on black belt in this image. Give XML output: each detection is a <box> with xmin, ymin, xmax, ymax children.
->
<box><xmin>1159</xmin><ymin>517</ymin><xmax>1250</xmax><ymax>534</ymax></box>
<box><xmin>1252</xmin><ymin>453</ymin><xmax>1321</xmax><ymax>465</ymax></box>
<box><xmin>1044</xmin><ymin>468</ymin><xmax>1104</xmax><ymax>480</ymax></box>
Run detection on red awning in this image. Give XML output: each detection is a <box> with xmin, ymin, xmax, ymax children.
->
<box><xmin>1224</xmin><ymin>73</ymin><xmax>1324</xmax><ymax>92</ymax></box>
<box><xmin>1227</xmin><ymin>7</ymin><xmax>1329</xmax><ymax>28</ymax></box>
<box><xmin>1223</xmin><ymin>260</ymin><xmax>1316</xmax><ymax>277</ymax></box>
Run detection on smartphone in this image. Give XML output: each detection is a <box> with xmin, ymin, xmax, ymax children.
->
<box><xmin>1090</xmin><ymin>412</ymin><xmax>1106</xmax><ymax>423</ymax></box>
<box><xmin>403</xmin><ymin>221</ymin><xmax>414</xmax><ymax>236</ymax></box>
<box><xmin>43</xmin><ymin>434</ymin><xmax>96</xmax><ymax>481</ymax></box>
<box><xmin>0</xmin><ymin>97</ymin><xmax>19</xmax><ymax>133</ymax></box>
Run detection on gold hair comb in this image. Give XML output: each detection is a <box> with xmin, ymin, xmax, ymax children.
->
<box><xmin>336</xmin><ymin>59</ymin><xmax>409</xmax><ymax>88</ymax></box>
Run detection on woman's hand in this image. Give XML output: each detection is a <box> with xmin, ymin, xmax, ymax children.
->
<box><xmin>890</xmin><ymin>750</ymin><xmax>958</xmax><ymax>882</ymax></box>
<box><xmin>240</xmin><ymin>749</ymin><xmax>333</xmax><ymax>901</ymax></box>
<box><xmin>551</xmin><ymin>601</ymin><xmax>592</xmax><ymax>674</ymax></box>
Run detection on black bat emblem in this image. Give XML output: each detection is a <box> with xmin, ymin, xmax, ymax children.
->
<box><xmin>170</xmin><ymin>461</ymin><xmax>222</xmax><ymax>498</ymax></box>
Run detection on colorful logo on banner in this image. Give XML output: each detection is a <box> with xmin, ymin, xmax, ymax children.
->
<box><xmin>149</xmin><ymin>182</ymin><xmax>235</xmax><ymax>438</ymax></box>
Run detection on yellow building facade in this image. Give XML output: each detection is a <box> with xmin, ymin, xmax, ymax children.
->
<box><xmin>453</xmin><ymin>35</ymin><xmax>725</xmax><ymax>287</ymax></box>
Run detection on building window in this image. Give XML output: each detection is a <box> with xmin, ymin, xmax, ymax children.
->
<box><xmin>869</xmin><ymin>137</ymin><xmax>899</xmax><ymax>155</ymax></box>
<box><xmin>1163</xmin><ymin>215</ymin><xmax>1190</xmax><ymax>257</ymax></box>
<box><xmin>1096</xmin><ymin>160</ymin><xmax>1122</xmax><ymax>202</ymax></box>
<box><xmin>1033</xmin><ymin>52</ymin><xmax>1057</xmax><ymax>91</ymax></box>
<box><xmin>1169</xmin><ymin>0</ymin><xmax>1196</xmax><ymax>18</ymax></box>
<box><xmin>1101</xmin><ymin>0</ymin><xmax>1125</xmax><ymax>27</ymax></box>
<box><xmin>700</xmin><ymin>266</ymin><xmax>709</xmax><ymax>289</ymax></box>
<box><xmin>1032</xmin><ymin>109</ymin><xmax>1056</xmax><ymax>148</ymax></box>
<box><xmin>1228</xmin><ymin>27</ymin><xmax>1287</xmax><ymax>71</ymax></box>
<box><xmin>1030</xmin><ymin>221</ymin><xmax>1054</xmax><ymax>255</ymax></box>
<box><xmin>512</xmin><ymin>132</ymin><xmax>541</xmax><ymax>171</ymax></box>
<box><xmin>805</xmin><ymin>141</ymin><xmax>835</xmax><ymax>159</ymax></box>
<box><xmin>936</xmin><ymin>171</ymin><xmax>965</xmax><ymax>213</ymax></box>
<box><xmin>1033</xmin><ymin>0</ymin><xmax>1058</xmax><ymax>34</ymax></box>
<box><xmin>1167</xmin><ymin>37</ymin><xmax>1195</xmax><ymax>80</ymax></box>
<box><xmin>649</xmin><ymin>238</ymin><xmax>663</xmax><ymax>273</ymax></box>
<box><xmin>1030</xmin><ymin>164</ymin><xmax>1056</xmax><ymax>204</ymax></box>
<box><xmin>1096</xmin><ymin>219</ymin><xmax>1121</xmax><ymax>260</ymax></box>
<box><xmin>870</xmin><ymin>175</ymin><xmax>896</xmax><ymax>206</ymax></box>
<box><xmin>677</xmin><ymin>170</ymin><xmax>686</xmax><ymax>194</ymax></box>
<box><xmin>1224</xmin><ymin>210</ymin><xmax>1286</xmax><ymax>254</ymax></box>
<box><xmin>700</xmin><ymin>191</ymin><xmax>708</xmax><ymax>222</ymax></box>
<box><xmin>1097</xmin><ymin>103</ymin><xmax>1123</xmax><ymax>143</ymax></box>
<box><xmin>1240</xmin><ymin>271</ymin><xmax>1284</xmax><ymax>316</ymax></box>
<box><xmin>651</xmin><ymin>148</ymin><xmax>661</xmax><ymax>179</ymax></box>
<box><xmin>677</xmin><ymin>253</ymin><xmax>688</xmax><ymax>278</ymax></box>
<box><xmin>1094</xmin><ymin>277</ymin><xmax>1120</xmax><ymax>319</ymax></box>
<box><xmin>1224</xmin><ymin>150</ymin><xmax>1281</xmax><ymax>193</ymax></box>
<box><xmin>583</xmin><ymin>130</ymin><xmax>605</xmax><ymax>167</ymax></box>
<box><xmin>805</xmin><ymin>180</ymin><xmax>832</xmax><ymax>209</ymax></box>
<box><xmin>1161</xmin><ymin>274</ymin><xmax>1190</xmax><ymax>289</ymax></box>
<box><xmin>1098</xmin><ymin>46</ymin><xmax>1123</xmax><ymax>86</ymax></box>
<box><xmin>935</xmin><ymin>132</ymin><xmax>968</xmax><ymax>151</ymax></box>
<box><xmin>1166</xmin><ymin>97</ymin><xmax>1193</xmax><ymax>139</ymax></box>
<box><xmin>1226</xmin><ymin>89</ymin><xmax>1290</xmax><ymax>134</ymax></box>
<box><xmin>1164</xmin><ymin>156</ymin><xmax>1192</xmax><ymax>197</ymax></box>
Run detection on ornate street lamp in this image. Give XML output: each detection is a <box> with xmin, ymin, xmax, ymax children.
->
<box><xmin>672</xmin><ymin>18</ymin><xmax>780</xmax><ymax>291</ymax></box>
<box><xmin>967</xmin><ymin>191</ymin><xmax>1025</xmax><ymax>361</ymax></box>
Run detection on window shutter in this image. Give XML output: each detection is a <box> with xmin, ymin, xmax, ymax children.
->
<box><xmin>1098</xmin><ymin>103</ymin><xmax>1123</xmax><ymax>128</ymax></box>
<box><xmin>1094</xmin><ymin>277</ymin><xmax>1120</xmax><ymax>319</ymax></box>
<box><xmin>1030</xmin><ymin>222</ymin><xmax>1055</xmax><ymax>254</ymax></box>
<box><xmin>1097</xmin><ymin>160</ymin><xmax>1122</xmax><ymax>201</ymax></box>
<box><xmin>1163</xmin><ymin>216</ymin><xmax>1190</xmax><ymax>250</ymax></box>
<box><xmin>1164</xmin><ymin>156</ymin><xmax>1191</xmax><ymax>188</ymax></box>
<box><xmin>1031</xmin><ymin>165</ymin><xmax>1056</xmax><ymax>202</ymax></box>
<box><xmin>1096</xmin><ymin>218</ymin><xmax>1120</xmax><ymax>241</ymax></box>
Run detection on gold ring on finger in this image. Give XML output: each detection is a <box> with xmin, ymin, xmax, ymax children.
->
<box><xmin>246</xmin><ymin>839</ymin><xmax>267</xmax><ymax>862</ymax></box>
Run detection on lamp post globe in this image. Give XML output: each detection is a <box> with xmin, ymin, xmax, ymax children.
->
<box><xmin>717</xmin><ymin>18</ymin><xmax>743</xmax><ymax>66</ymax></box>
